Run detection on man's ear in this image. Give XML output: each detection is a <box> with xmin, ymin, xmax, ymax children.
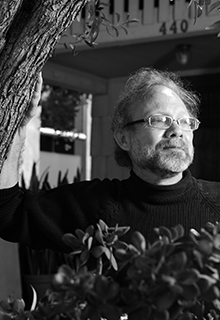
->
<box><xmin>114</xmin><ymin>129</ymin><xmax>130</xmax><ymax>151</ymax></box>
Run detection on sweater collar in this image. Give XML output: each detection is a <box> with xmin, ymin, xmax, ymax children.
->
<box><xmin>127</xmin><ymin>169</ymin><xmax>194</xmax><ymax>201</ymax></box>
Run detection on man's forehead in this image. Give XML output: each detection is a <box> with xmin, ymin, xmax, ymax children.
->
<box><xmin>138</xmin><ymin>85</ymin><xmax>189</xmax><ymax>116</ymax></box>
<box><xmin>149</xmin><ymin>85</ymin><xmax>176</xmax><ymax>97</ymax></box>
<box><xmin>158</xmin><ymin>86</ymin><xmax>175</xmax><ymax>97</ymax></box>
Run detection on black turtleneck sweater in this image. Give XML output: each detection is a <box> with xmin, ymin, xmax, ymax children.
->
<box><xmin>0</xmin><ymin>169</ymin><xmax>220</xmax><ymax>252</ymax></box>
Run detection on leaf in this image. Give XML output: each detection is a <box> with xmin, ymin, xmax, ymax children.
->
<box><xmin>207</xmin><ymin>1</ymin><xmax>220</xmax><ymax>14</ymax></box>
<box><xmin>209</xmin><ymin>253</ymin><xmax>220</xmax><ymax>263</ymax></box>
<box><xmin>187</xmin><ymin>0</ymin><xmax>194</xmax><ymax>8</ymax></box>
<box><xmin>178</xmin><ymin>312</ymin><xmax>194</xmax><ymax>320</ymax></box>
<box><xmin>120</xmin><ymin>24</ymin><xmax>128</xmax><ymax>35</ymax></box>
<box><xmin>90</xmin><ymin>28</ymin><xmax>99</xmax><ymax>43</ymax></box>
<box><xmin>135</xmin><ymin>256</ymin><xmax>152</xmax><ymax>273</ymax></box>
<box><xmin>193</xmin><ymin>249</ymin><xmax>204</xmax><ymax>268</ymax></box>
<box><xmin>113</xmin><ymin>12</ymin><xmax>121</xmax><ymax>24</ymax></box>
<box><xmin>87</xmin><ymin>236</ymin><xmax>93</xmax><ymax>250</ymax></box>
<box><xmin>80</xmin><ymin>250</ymin><xmax>90</xmax><ymax>264</ymax></box>
<box><xmin>105</xmin><ymin>25</ymin><xmax>119</xmax><ymax>37</ymax></box>
<box><xmin>126</xmin><ymin>18</ymin><xmax>139</xmax><ymax>24</ymax></box>
<box><xmin>197</xmin><ymin>5</ymin><xmax>204</xmax><ymax>17</ymax></box>
<box><xmin>121</xmin><ymin>288</ymin><xmax>140</xmax><ymax>305</ymax></box>
<box><xmin>181</xmin><ymin>283</ymin><xmax>200</xmax><ymax>300</ymax></box>
<box><xmin>132</xmin><ymin>231</ymin><xmax>146</xmax><ymax>253</ymax></box>
<box><xmin>103</xmin><ymin>246</ymin><xmax>111</xmax><ymax>259</ymax></box>
<box><xmin>176</xmin><ymin>269</ymin><xmax>199</xmax><ymax>285</ymax></box>
<box><xmin>198</xmin><ymin>239</ymin><xmax>213</xmax><ymax>255</ymax></box>
<box><xmin>114</xmin><ymin>226</ymin><xmax>130</xmax><ymax>237</ymax></box>
<box><xmin>57</xmin><ymin>264</ymin><xmax>73</xmax><ymax>276</ymax></box>
<box><xmin>149</xmin><ymin>239</ymin><xmax>163</xmax><ymax>253</ymax></box>
<box><xmin>81</xmin><ymin>304</ymin><xmax>101</xmax><ymax>320</ymax></box>
<box><xmin>170</xmin><ymin>284</ymin><xmax>183</xmax><ymax>294</ymax></box>
<box><xmin>111</xmin><ymin>25</ymin><xmax>120</xmax><ymax>37</ymax></box>
<box><xmin>29</xmin><ymin>162</ymin><xmax>40</xmax><ymax>192</ymax></box>
<box><xmin>98</xmin><ymin>2</ymin><xmax>109</xmax><ymax>7</ymax></box>
<box><xmin>91</xmin><ymin>245</ymin><xmax>105</xmax><ymax>258</ymax></box>
<box><xmin>84</xmin><ymin>39</ymin><xmax>98</xmax><ymax>48</ymax></box>
<box><xmin>154</xmin><ymin>290</ymin><xmax>177</xmax><ymax>312</ymax></box>
<box><xmin>30</xmin><ymin>286</ymin><xmax>37</xmax><ymax>311</ymax></box>
<box><xmin>212</xmin><ymin>299</ymin><xmax>220</xmax><ymax>311</ymax></box>
<box><xmin>200</xmin><ymin>227</ymin><xmax>214</xmax><ymax>240</ymax></box>
<box><xmin>100</xmin><ymin>12</ymin><xmax>112</xmax><ymax>24</ymax></box>
<box><xmin>69</xmin><ymin>249</ymin><xmax>82</xmax><ymax>255</ymax></box>
<box><xmin>213</xmin><ymin>234</ymin><xmax>220</xmax><ymax>248</ymax></box>
<box><xmin>109</xmin><ymin>253</ymin><xmax>118</xmax><ymax>271</ymax></box>
<box><xmin>171</xmin><ymin>225</ymin><xmax>185</xmax><ymax>240</ymax></box>
<box><xmin>205</xmin><ymin>20</ymin><xmax>220</xmax><ymax>30</ymax></box>
<box><xmin>155</xmin><ymin>226</ymin><xmax>173</xmax><ymax>241</ymax></box>
<box><xmin>82</xmin><ymin>232</ymin><xmax>92</xmax><ymax>244</ymax></box>
<box><xmin>153</xmin><ymin>309</ymin><xmax>169</xmax><ymax>320</ymax></box>
<box><xmin>62</xmin><ymin>233</ymin><xmax>81</xmax><ymax>248</ymax></box>
<box><xmin>114</xmin><ymin>248</ymin><xmax>136</xmax><ymax>262</ymax></box>
<box><xmin>98</xmin><ymin>219</ymin><xmax>108</xmax><ymax>232</ymax></box>
<box><xmin>75</xmin><ymin>229</ymin><xmax>85</xmax><ymax>240</ymax></box>
<box><xmin>101</xmin><ymin>304</ymin><xmax>121</xmax><ymax>320</ymax></box>
<box><xmin>104</xmin><ymin>282</ymin><xmax>120</xmax><ymax>301</ymax></box>
<box><xmin>197</xmin><ymin>276</ymin><xmax>215</xmax><ymax>294</ymax></box>
<box><xmin>94</xmin><ymin>275</ymin><xmax>108</xmax><ymax>296</ymax></box>
<box><xmin>12</xmin><ymin>299</ymin><xmax>25</xmax><ymax>313</ymax></box>
<box><xmin>127</xmin><ymin>306</ymin><xmax>152</xmax><ymax>320</ymax></box>
<box><xmin>95</xmin><ymin>230</ymin><xmax>104</xmax><ymax>245</ymax></box>
<box><xmin>0</xmin><ymin>300</ymin><xmax>11</xmax><ymax>312</ymax></box>
<box><xmin>193</xmin><ymin>1</ymin><xmax>198</xmax><ymax>24</ymax></box>
<box><xmin>167</xmin><ymin>252</ymin><xmax>188</xmax><ymax>272</ymax></box>
<box><xmin>86</xmin><ymin>225</ymin><xmax>95</xmax><ymax>236</ymax></box>
<box><xmin>202</xmin><ymin>285</ymin><xmax>220</xmax><ymax>301</ymax></box>
<box><xmin>113</xmin><ymin>240</ymin><xmax>129</xmax><ymax>250</ymax></box>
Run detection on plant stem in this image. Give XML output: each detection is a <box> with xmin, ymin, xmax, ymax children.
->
<box><xmin>97</xmin><ymin>257</ymin><xmax>103</xmax><ymax>275</ymax></box>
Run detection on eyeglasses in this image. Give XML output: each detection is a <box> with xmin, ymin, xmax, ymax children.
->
<box><xmin>124</xmin><ymin>114</ymin><xmax>200</xmax><ymax>131</ymax></box>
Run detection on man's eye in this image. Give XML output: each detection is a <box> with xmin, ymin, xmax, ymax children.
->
<box><xmin>152</xmin><ymin>116</ymin><xmax>165</xmax><ymax>123</ymax></box>
<box><xmin>181</xmin><ymin>118</ymin><xmax>190</xmax><ymax>124</ymax></box>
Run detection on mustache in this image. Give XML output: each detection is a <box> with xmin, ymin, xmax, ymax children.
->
<box><xmin>156</xmin><ymin>139</ymin><xmax>189</xmax><ymax>151</ymax></box>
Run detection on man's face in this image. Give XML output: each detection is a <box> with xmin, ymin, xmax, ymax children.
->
<box><xmin>126</xmin><ymin>85</ymin><xmax>195</xmax><ymax>179</ymax></box>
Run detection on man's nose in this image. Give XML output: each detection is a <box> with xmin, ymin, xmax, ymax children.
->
<box><xmin>164</xmin><ymin>121</ymin><xmax>183</xmax><ymax>138</ymax></box>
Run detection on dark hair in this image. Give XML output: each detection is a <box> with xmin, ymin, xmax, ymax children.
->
<box><xmin>111</xmin><ymin>67</ymin><xmax>200</xmax><ymax>168</ymax></box>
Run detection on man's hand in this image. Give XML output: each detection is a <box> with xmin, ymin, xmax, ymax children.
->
<box><xmin>0</xmin><ymin>73</ymin><xmax>43</xmax><ymax>189</ymax></box>
<box><xmin>22</xmin><ymin>72</ymin><xmax>43</xmax><ymax>126</ymax></box>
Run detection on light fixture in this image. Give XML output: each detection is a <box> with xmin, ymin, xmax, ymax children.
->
<box><xmin>175</xmin><ymin>44</ymin><xmax>192</xmax><ymax>65</ymax></box>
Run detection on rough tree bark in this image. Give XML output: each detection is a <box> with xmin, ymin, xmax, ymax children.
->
<box><xmin>0</xmin><ymin>0</ymin><xmax>88</xmax><ymax>172</ymax></box>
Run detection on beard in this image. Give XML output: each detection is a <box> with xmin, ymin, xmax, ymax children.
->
<box><xmin>129</xmin><ymin>138</ymin><xmax>194</xmax><ymax>179</ymax></box>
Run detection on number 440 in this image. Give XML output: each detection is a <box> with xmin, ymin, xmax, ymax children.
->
<box><xmin>159</xmin><ymin>20</ymin><xmax>188</xmax><ymax>35</ymax></box>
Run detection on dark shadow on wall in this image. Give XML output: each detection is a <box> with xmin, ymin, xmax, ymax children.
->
<box><xmin>185</xmin><ymin>73</ymin><xmax>220</xmax><ymax>181</ymax></box>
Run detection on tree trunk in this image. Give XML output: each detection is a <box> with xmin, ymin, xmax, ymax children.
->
<box><xmin>0</xmin><ymin>0</ymin><xmax>87</xmax><ymax>172</ymax></box>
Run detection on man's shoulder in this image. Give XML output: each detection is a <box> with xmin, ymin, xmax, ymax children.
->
<box><xmin>194</xmin><ymin>177</ymin><xmax>220</xmax><ymax>200</ymax></box>
<box><xmin>72</xmin><ymin>176</ymin><xmax>127</xmax><ymax>197</ymax></box>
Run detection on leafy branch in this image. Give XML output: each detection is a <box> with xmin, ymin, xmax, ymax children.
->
<box><xmin>62</xmin><ymin>0</ymin><xmax>138</xmax><ymax>55</ymax></box>
<box><xmin>62</xmin><ymin>219</ymin><xmax>130</xmax><ymax>274</ymax></box>
<box><xmin>3</xmin><ymin>221</ymin><xmax>220</xmax><ymax>319</ymax></box>
<box><xmin>188</xmin><ymin>0</ymin><xmax>220</xmax><ymax>29</ymax></box>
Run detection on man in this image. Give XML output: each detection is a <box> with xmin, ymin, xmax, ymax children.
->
<box><xmin>0</xmin><ymin>67</ymin><xmax>220</xmax><ymax>252</ymax></box>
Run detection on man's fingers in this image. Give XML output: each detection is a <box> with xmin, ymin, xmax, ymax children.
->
<box><xmin>21</xmin><ymin>72</ymin><xmax>43</xmax><ymax>126</ymax></box>
<box><xmin>31</xmin><ymin>72</ymin><xmax>43</xmax><ymax>109</ymax></box>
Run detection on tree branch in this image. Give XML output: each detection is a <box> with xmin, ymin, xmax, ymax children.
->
<box><xmin>0</xmin><ymin>0</ymin><xmax>88</xmax><ymax>171</ymax></box>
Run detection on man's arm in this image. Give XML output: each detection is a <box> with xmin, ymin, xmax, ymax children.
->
<box><xmin>0</xmin><ymin>73</ymin><xmax>43</xmax><ymax>189</ymax></box>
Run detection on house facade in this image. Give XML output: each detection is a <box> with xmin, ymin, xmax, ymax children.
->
<box><xmin>43</xmin><ymin>0</ymin><xmax>220</xmax><ymax>182</ymax></box>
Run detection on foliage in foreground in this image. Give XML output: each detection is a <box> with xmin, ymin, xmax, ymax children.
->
<box><xmin>2</xmin><ymin>220</ymin><xmax>220</xmax><ymax>320</ymax></box>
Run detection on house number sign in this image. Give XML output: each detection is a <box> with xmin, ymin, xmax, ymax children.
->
<box><xmin>159</xmin><ymin>20</ymin><xmax>189</xmax><ymax>35</ymax></box>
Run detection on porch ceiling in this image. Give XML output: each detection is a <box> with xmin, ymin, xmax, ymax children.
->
<box><xmin>50</xmin><ymin>32</ymin><xmax>220</xmax><ymax>80</ymax></box>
